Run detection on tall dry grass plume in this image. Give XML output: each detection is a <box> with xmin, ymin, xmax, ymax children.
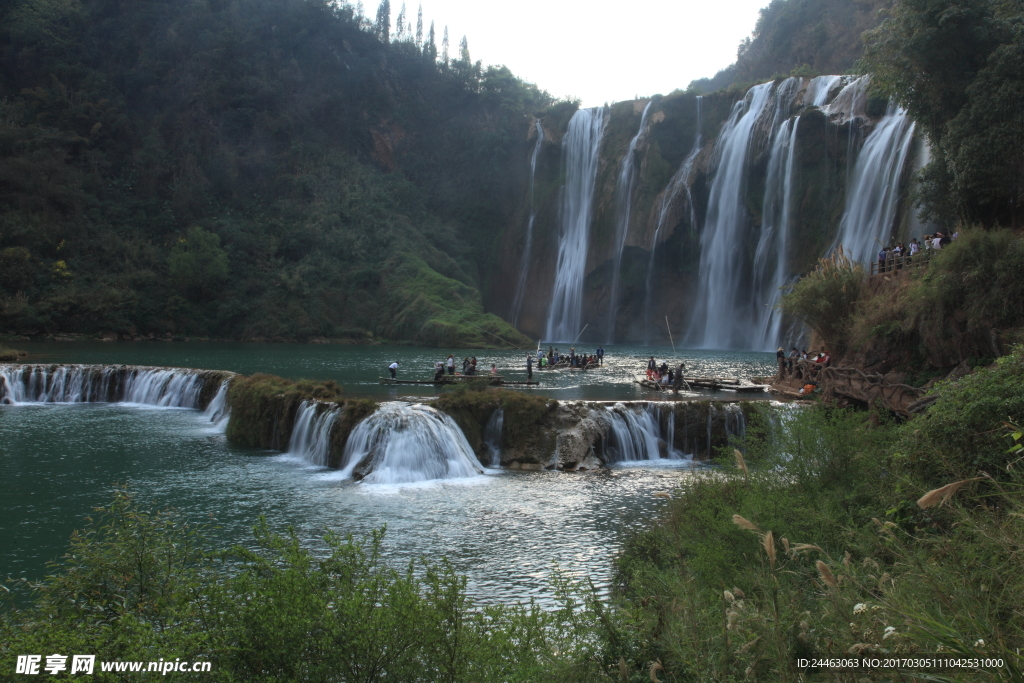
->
<box><xmin>732</xmin><ymin>515</ymin><xmax>760</xmax><ymax>531</ymax></box>
<box><xmin>917</xmin><ymin>477</ymin><xmax>984</xmax><ymax>508</ymax></box>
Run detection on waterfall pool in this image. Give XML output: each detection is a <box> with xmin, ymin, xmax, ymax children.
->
<box><xmin>2</xmin><ymin>399</ymin><xmax>702</xmax><ymax>605</ymax></box>
<box><xmin>1</xmin><ymin>342</ymin><xmax>773</xmax><ymax>606</ymax></box>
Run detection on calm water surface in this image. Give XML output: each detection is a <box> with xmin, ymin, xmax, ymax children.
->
<box><xmin>12</xmin><ymin>340</ymin><xmax>775</xmax><ymax>401</ymax></box>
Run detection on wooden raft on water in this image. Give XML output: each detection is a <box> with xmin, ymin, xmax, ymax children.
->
<box><xmin>633</xmin><ymin>375</ymin><xmax>766</xmax><ymax>393</ymax></box>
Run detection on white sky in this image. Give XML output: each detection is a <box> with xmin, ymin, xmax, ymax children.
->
<box><xmin>388</xmin><ymin>0</ymin><xmax>770</xmax><ymax>107</ymax></box>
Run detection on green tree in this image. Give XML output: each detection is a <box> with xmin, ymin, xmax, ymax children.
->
<box><xmin>861</xmin><ymin>0</ymin><xmax>1006</xmax><ymax>141</ymax></box>
<box><xmin>375</xmin><ymin>0</ymin><xmax>390</xmax><ymax>42</ymax></box>
<box><xmin>415</xmin><ymin>3</ymin><xmax>423</xmax><ymax>45</ymax></box>
<box><xmin>168</xmin><ymin>226</ymin><xmax>229</xmax><ymax>302</ymax></box>
<box><xmin>860</xmin><ymin>0</ymin><xmax>1023</xmax><ymax>225</ymax></box>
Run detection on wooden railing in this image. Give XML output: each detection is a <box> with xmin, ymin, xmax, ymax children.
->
<box><xmin>869</xmin><ymin>250</ymin><xmax>934</xmax><ymax>277</ymax></box>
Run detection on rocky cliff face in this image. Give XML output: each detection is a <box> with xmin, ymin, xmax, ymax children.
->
<box><xmin>492</xmin><ymin>77</ymin><xmax>930</xmax><ymax>350</ymax></box>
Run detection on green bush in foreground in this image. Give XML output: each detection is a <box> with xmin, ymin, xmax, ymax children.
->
<box><xmin>0</xmin><ymin>490</ymin><xmax>611</xmax><ymax>683</ymax></box>
<box><xmin>612</xmin><ymin>351</ymin><xmax>1024</xmax><ymax>681</ymax></box>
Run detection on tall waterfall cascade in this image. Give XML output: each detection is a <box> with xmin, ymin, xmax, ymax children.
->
<box><xmin>545</xmin><ymin>107</ymin><xmax>608</xmax><ymax>343</ymax></box>
<box><xmin>751</xmin><ymin>115</ymin><xmax>800</xmax><ymax>349</ymax></box>
<box><xmin>510</xmin><ymin>121</ymin><xmax>545</xmax><ymax>327</ymax></box>
<box><xmin>0</xmin><ymin>364</ymin><xmax>225</xmax><ymax>408</ymax></box>
<box><xmin>607</xmin><ymin>101</ymin><xmax>653</xmax><ymax>342</ymax></box>
<box><xmin>338</xmin><ymin>402</ymin><xmax>484</xmax><ymax>485</ymax></box>
<box><xmin>834</xmin><ymin>103</ymin><xmax>917</xmax><ymax>265</ymax></box>
<box><xmin>686</xmin><ymin>81</ymin><xmax>778</xmax><ymax>349</ymax></box>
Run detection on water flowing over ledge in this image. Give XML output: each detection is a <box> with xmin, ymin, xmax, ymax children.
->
<box><xmin>3</xmin><ymin>363</ymin><xmax>760</xmax><ymax>485</ymax></box>
<box><xmin>0</xmin><ymin>363</ymin><xmax>233</xmax><ymax>411</ymax></box>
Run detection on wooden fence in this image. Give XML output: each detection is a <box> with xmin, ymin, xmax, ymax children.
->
<box><xmin>869</xmin><ymin>249</ymin><xmax>935</xmax><ymax>277</ymax></box>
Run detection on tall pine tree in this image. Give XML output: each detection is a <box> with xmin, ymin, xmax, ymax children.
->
<box><xmin>375</xmin><ymin>0</ymin><xmax>390</xmax><ymax>42</ymax></box>
<box><xmin>416</xmin><ymin>4</ymin><xmax>423</xmax><ymax>46</ymax></box>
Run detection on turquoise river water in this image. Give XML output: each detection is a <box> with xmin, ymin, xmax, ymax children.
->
<box><xmin>1</xmin><ymin>342</ymin><xmax>774</xmax><ymax>605</ymax></box>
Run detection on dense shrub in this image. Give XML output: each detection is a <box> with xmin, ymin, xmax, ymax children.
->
<box><xmin>0</xmin><ymin>490</ymin><xmax>610</xmax><ymax>682</ymax></box>
<box><xmin>780</xmin><ymin>249</ymin><xmax>864</xmax><ymax>355</ymax></box>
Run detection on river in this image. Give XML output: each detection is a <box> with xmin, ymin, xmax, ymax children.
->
<box><xmin>1</xmin><ymin>342</ymin><xmax>774</xmax><ymax>605</ymax></box>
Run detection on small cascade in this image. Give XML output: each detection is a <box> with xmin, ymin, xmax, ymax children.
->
<box><xmin>482</xmin><ymin>407</ymin><xmax>504</xmax><ymax>467</ymax></box>
<box><xmin>804</xmin><ymin>75</ymin><xmax>842</xmax><ymax>108</ymax></box>
<box><xmin>545</xmin><ymin>106</ymin><xmax>608</xmax><ymax>342</ymax></box>
<box><xmin>202</xmin><ymin>380</ymin><xmax>232</xmax><ymax>428</ymax></box>
<box><xmin>751</xmin><ymin>116</ymin><xmax>801</xmax><ymax>350</ymax></box>
<box><xmin>339</xmin><ymin>403</ymin><xmax>483</xmax><ymax>485</ymax></box>
<box><xmin>645</xmin><ymin>96</ymin><xmax>702</xmax><ymax>343</ymax></box>
<box><xmin>607</xmin><ymin>101</ymin><xmax>653</xmax><ymax>342</ymax></box>
<box><xmin>510</xmin><ymin>120</ymin><xmax>545</xmax><ymax>327</ymax></box>
<box><xmin>686</xmin><ymin>81</ymin><xmax>777</xmax><ymax>349</ymax></box>
<box><xmin>0</xmin><ymin>364</ymin><xmax>215</xmax><ymax>408</ymax></box>
<box><xmin>823</xmin><ymin>76</ymin><xmax>868</xmax><ymax>123</ymax></box>
<box><xmin>834</xmin><ymin>103</ymin><xmax>917</xmax><ymax>265</ymax></box>
<box><xmin>600</xmin><ymin>404</ymin><xmax>662</xmax><ymax>463</ymax></box>
<box><xmin>287</xmin><ymin>401</ymin><xmax>339</xmax><ymax>467</ymax></box>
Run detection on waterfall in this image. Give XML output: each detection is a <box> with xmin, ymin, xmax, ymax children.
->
<box><xmin>606</xmin><ymin>101</ymin><xmax>653</xmax><ymax>342</ymax></box>
<box><xmin>0</xmin><ymin>364</ymin><xmax>215</xmax><ymax>408</ymax></box>
<box><xmin>598</xmin><ymin>403</ymin><xmax>687</xmax><ymax>464</ymax></box>
<box><xmin>751</xmin><ymin>116</ymin><xmax>800</xmax><ymax>350</ymax></box>
<box><xmin>805</xmin><ymin>75</ymin><xmax>842</xmax><ymax>108</ymax></box>
<box><xmin>545</xmin><ymin>107</ymin><xmax>608</xmax><ymax>343</ymax></box>
<box><xmin>287</xmin><ymin>400</ymin><xmax>339</xmax><ymax>467</ymax></box>
<box><xmin>834</xmin><ymin>103</ymin><xmax>916</xmax><ymax>265</ymax></box>
<box><xmin>202</xmin><ymin>380</ymin><xmax>232</xmax><ymax>428</ymax></box>
<box><xmin>686</xmin><ymin>81</ymin><xmax>777</xmax><ymax>349</ymax></box>
<box><xmin>510</xmin><ymin>121</ymin><xmax>545</xmax><ymax>327</ymax></box>
<box><xmin>483</xmin><ymin>407</ymin><xmax>504</xmax><ymax>467</ymax></box>
<box><xmin>644</xmin><ymin>96</ymin><xmax>702</xmax><ymax>344</ymax></box>
<box><xmin>338</xmin><ymin>403</ymin><xmax>483</xmax><ymax>485</ymax></box>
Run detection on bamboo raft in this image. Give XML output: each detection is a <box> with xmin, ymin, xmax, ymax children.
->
<box><xmin>633</xmin><ymin>375</ymin><xmax>766</xmax><ymax>393</ymax></box>
<box><xmin>379</xmin><ymin>376</ymin><xmax>540</xmax><ymax>386</ymax></box>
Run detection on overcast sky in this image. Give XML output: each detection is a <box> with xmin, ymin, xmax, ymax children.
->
<box><xmin>385</xmin><ymin>0</ymin><xmax>769</xmax><ymax>106</ymax></box>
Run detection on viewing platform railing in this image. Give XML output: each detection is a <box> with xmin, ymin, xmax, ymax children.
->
<box><xmin>868</xmin><ymin>249</ymin><xmax>935</xmax><ymax>277</ymax></box>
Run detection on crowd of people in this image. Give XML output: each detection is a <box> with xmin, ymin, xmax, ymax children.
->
<box><xmin>644</xmin><ymin>356</ymin><xmax>687</xmax><ymax>391</ymax></box>
<box><xmin>387</xmin><ymin>346</ymin><xmax>609</xmax><ymax>382</ymax></box>
<box><xmin>776</xmin><ymin>346</ymin><xmax>833</xmax><ymax>393</ymax></box>
<box><xmin>876</xmin><ymin>231</ymin><xmax>957</xmax><ymax>273</ymax></box>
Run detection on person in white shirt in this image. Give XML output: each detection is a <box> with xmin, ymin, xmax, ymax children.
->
<box><xmin>388</xmin><ymin>361</ymin><xmax>399</xmax><ymax>379</ymax></box>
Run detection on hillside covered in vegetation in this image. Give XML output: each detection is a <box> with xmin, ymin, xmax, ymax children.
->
<box><xmin>0</xmin><ymin>0</ymin><xmax>548</xmax><ymax>345</ymax></box>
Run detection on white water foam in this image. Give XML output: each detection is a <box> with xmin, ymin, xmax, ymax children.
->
<box><xmin>338</xmin><ymin>402</ymin><xmax>484</xmax><ymax>485</ymax></box>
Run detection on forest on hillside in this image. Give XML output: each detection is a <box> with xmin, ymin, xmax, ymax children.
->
<box><xmin>0</xmin><ymin>0</ymin><xmax>548</xmax><ymax>344</ymax></box>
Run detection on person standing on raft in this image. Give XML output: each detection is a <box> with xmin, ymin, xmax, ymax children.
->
<box><xmin>388</xmin><ymin>361</ymin><xmax>400</xmax><ymax>379</ymax></box>
<box><xmin>446</xmin><ymin>354</ymin><xmax>455</xmax><ymax>375</ymax></box>
<box><xmin>526</xmin><ymin>354</ymin><xmax>533</xmax><ymax>380</ymax></box>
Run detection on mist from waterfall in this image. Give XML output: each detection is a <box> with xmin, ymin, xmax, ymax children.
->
<box><xmin>606</xmin><ymin>101</ymin><xmax>652</xmax><ymax>342</ymax></box>
<box><xmin>510</xmin><ymin>121</ymin><xmax>545</xmax><ymax>327</ymax></box>
<box><xmin>545</xmin><ymin>107</ymin><xmax>608</xmax><ymax>343</ymax></box>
